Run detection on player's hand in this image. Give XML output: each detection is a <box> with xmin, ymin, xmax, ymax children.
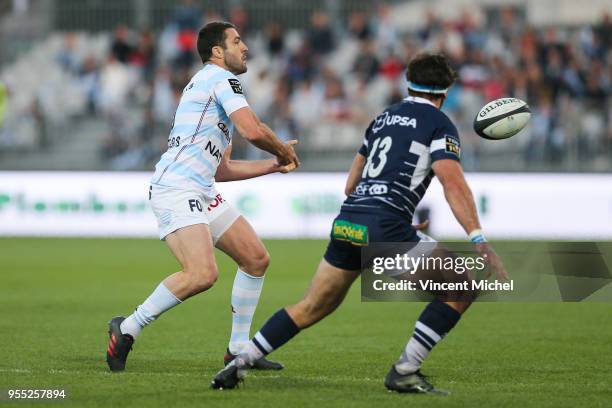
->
<box><xmin>272</xmin><ymin>159</ymin><xmax>297</xmax><ymax>173</ymax></box>
<box><xmin>276</xmin><ymin>140</ymin><xmax>300</xmax><ymax>169</ymax></box>
<box><xmin>277</xmin><ymin>162</ymin><xmax>297</xmax><ymax>173</ymax></box>
<box><xmin>413</xmin><ymin>220</ymin><xmax>430</xmax><ymax>231</ymax></box>
<box><xmin>475</xmin><ymin>242</ymin><xmax>509</xmax><ymax>281</ymax></box>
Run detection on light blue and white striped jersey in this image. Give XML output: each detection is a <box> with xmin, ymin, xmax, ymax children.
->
<box><xmin>151</xmin><ymin>64</ymin><xmax>249</xmax><ymax>193</ymax></box>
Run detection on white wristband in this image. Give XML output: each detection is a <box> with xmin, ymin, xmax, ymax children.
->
<box><xmin>469</xmin><ymin>229</ymin><xmax>486</xmax><ymax>243</ymax></box>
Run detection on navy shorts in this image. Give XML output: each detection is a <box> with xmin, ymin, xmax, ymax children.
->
<box><xmin>323</xmin><ymin>209</ymin><xmax>420</xmax><ymax>271</ymax></box>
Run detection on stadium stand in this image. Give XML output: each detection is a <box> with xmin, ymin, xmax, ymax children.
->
<box><xmin>0</xmin><ymin>0</ymin><xmax>609</xmax><ymax>171</ymax></box>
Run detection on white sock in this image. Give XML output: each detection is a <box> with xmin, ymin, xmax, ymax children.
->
<box><xmin>236</xmin><ymin>340</ymin><xmax>265</xmax><ymax>367</ymax></box>
<box><xmin>228</xmin><ymin>269</ymin><xmax>264</xmax><ymax>354</ymax></box>
<box><xmin>395</xmin><ymin>321</ymin><xmax>442</xmax><ymax>374</ymax></box>
<box><xmin>120</xmin><ymin>282</ymin><xmax>182</xmax><ymax>338</ymax></box>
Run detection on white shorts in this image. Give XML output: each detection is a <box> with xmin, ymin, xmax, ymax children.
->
<box><xmin>149</xmin><ymin>184</ymin><xmax>240</xmax><ymax>243</ymax></box>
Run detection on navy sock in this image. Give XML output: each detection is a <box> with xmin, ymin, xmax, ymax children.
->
<box><xmin>395</xmin><ymin>299</ymin><xmax>462</xmax><ymax>374</ymax></box>
<box><xmin>251</xmin><ymin>308</ymin><xmax>300</xmax><ymax>355</ymax></box>
<box><xmin>418</xmin><ymin>298</ymin><xmax>461</xmax><ymax>337</ymax></box>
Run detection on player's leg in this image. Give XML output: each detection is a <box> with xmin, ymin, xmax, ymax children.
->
<box><xmin>384</xmin><ymin>298</ymin><xmax>466</xmax><ymax>395</ymax></box>
<box><xmin>211</xmin><ymin>259</ymin><xmax>360</xmax><ymax>389</ymax></box>
<box><xmin>119</xmin><ymin>223</ymin><xmax>219</xmax><ymax>332</ymax></box>
<box><xmin>286</xmin><ymin>259</ymin><xmax>361</xmax><ymax>328</ymax></box>
<box><xmin>161</xmin><ymin>223</ymin><xmax>220</xmax><ymax>298</ymax></box>
<box><xmin>246</xmin><ymin>259</ymin><xmax>359</xmax><ymax>361</ymax></box>
<box><xmin>107</xmin><ymin>224</ymin><xmax>218</xmax><ymax>371</ymax></box>
<box><xmin>208</xmin><ymin>202</ymin><xmax>283</xmax><ymax>369</ymax></box>
<box><xmin>386</xmin><ymin>239</ymin><xmax>474</xmax><ymax>394</ymax></box>
<box><xmin>391</xmin><ymin>297</ymin><xmax>471</xmax><ymax>371</ymax></box>
<box><xmin>107</xmin><ymin>185</ymin><xmax>219</xmax><ymax>372</ymax></box>
<box><xmin>214</xmin><ymin>216</ymin><xmax>268</xmax><ymax>354</ymax></box>
<box><xmin>211</xmin><ymin>212</ymin><xmax>365</xmax><ymax>388</ymax></box>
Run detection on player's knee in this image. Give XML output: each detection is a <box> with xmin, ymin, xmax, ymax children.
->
<box><xmin>242</xmin><ymin>249</ymin><xmax>270</xmax><ymax>277</ymax></box>
<box><xmin>192</xmin><ymin>271</ymin><xmax>218</xmax><ymax>293</ymax></box>
<box><xmin>184</xmin><ymin>264</ymin><xmax>218</xmax><ymax>293</ymax></box>
<box><xmin>256</xmin><ymin>249</ymin><xmax>271</xmax><ymax>272</ymax></box>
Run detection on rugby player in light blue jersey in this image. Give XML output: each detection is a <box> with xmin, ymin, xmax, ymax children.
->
<box><xmin>106</xmin><ymin>22</ymin><xmax>299</xmax><ymax>372</ymax></box>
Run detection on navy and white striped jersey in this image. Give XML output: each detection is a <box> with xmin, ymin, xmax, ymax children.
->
<box><xmin>342</xmin><ymin>96</ymin><xmax>461</xmax><ymax>221</ymax></box>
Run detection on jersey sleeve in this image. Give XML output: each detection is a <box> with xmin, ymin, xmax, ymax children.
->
<box><xmin>358</xmin><ymin>120</ymin><xmax>375</xmax><ymax>157</ymax></box>
<box><xmin>212</xmin><ymin>73</ymin><xmax>250</xmax><ymax>116</ymax></box>
<box><xmin>430</xmin><ymin>115</ymin><xmax>461</xmax><ymax>162</ymax></box>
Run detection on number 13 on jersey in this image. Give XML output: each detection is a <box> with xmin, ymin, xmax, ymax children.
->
<box><xmin>363</xmin><ymin>136</ymin><xmax>392</xmax><ymax>178</ymax></box>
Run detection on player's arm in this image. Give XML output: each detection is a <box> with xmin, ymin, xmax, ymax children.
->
<box><xmin>429</xmin><ymin>121</ymin><xmax>484</xmax><ymax>236</ymax></box>
<box><xmin>345</xmin><ymin>153</ymin><xmax>366</xmax><ymax>196</ymax></box>
<box><xmin>432</xmin><ymin>159</ymin><xmax>508</xmax><ymax>280</ymax></box>
<box><xmin>215</xmin><ymin>143</ymin><xmax>298</xmax><ymax>182</ymax></box>
<box><xmin>213</xmin><ymin>75</ymin><xmax>299</xmax><ymax>168</ymax></box>
<box><xmin>431</xmin><ymin>160</ymin><xmax>480</xmax><ymax>233</ymax></box>
<box><xmin>230</xmin><ymin>107</ymin><xmax>300</xmax><ymax>168</ymax></box>
<box><xmin>345</xmin><ymin>123</ymin><xmax>372</xmax><ymax>196</ymax></box>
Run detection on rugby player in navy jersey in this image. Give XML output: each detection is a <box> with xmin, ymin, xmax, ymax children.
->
<box><xmin>211</xmin><ymin>53</ymin><xmax>507</xmax><ymax>394</ymax></box>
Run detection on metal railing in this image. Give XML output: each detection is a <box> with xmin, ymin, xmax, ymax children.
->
<box><xmin>50</xmin><ymin>0</ymin><xmax>380</xmax><ymax>32</ymax></box>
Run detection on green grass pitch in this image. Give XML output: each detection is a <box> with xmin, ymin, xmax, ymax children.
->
<box><xmin>1</xmin><ymin>238</ymin><xmax>610</xmax><ymax>407</ymax></box>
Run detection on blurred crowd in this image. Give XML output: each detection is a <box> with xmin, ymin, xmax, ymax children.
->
<box><xmin>0</xmin><ymin>1</ymin><xmax>610</xmax><ymax>171</ymax></box>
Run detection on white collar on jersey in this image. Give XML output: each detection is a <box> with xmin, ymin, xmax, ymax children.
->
<box><xmin>403</xmin><ymin>96</ymin><xmax>438</xmax><ymax>107</ymax></box>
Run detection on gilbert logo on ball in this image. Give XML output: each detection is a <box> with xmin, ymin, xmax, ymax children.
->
<box><xmin>473</xmin><ymin>97</ymin><xmax>531</xmax><ymax>140</ymax></box>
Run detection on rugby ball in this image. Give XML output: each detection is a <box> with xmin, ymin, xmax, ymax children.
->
<box><xmin>473</xmin><ymin>97</ymin><xmax>531</xmax><ymax>140</ymax></box>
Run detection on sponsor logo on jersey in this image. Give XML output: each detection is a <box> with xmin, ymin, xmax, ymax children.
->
<box><xmin>368</xmin><ymin>184</ymin><xmax>388</xmax><ymax>195</ymax></box>
<box><xmin>354</xmin><ymin>184</ymin><xmax>366</xmax><ymax>195</ymax></box>
<box><xmin>228</xmin><ymin>79</ymin><xmax>243</xmax><ymax>94</ymax></box>
<box><xmin>356</xmin><ymin>183</ymin><xmax>388</xmax><ymax>195</ymax></box>
<box><xmin>207</xmin><ymin>194</ymin><xmax>224</xmax><ymax>212</ymax></box>
<box><xmin>204</xmin><ymin>140</ymin><xmax>223</xmax><ymax>163</ymax></box>
<box><xmin>445</xmin><ymin>135</ymin><xmax>460</xmax><ymax>157</ymax></box>
<box><xmin>217</xmin><ymin>122</ymin><xmax>231</xmax><ymax>143</ymax></box>
<box><xmin>332</xmin><ymin>220</ymin><xmax>369</xmax><ymax>246</ymax></box>
<box><xmin>188</xmin><ymin>199</ymin><xmax>203</xmax><ymax>212</ymax></box>
<box><xmin>372</xmin><ymin>111</ymin><xmax>417</xmax><ymax>133</ymax></box>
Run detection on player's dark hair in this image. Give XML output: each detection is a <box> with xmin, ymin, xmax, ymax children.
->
<box><xmin>197</xmin><ymin>21</ymin><xmax>236</xmax><ymax>63</ymax></box>
<box><xmin>406</xmin><ymin>53</ymin><xmax>457</xmax><ymax>98</ymax></box>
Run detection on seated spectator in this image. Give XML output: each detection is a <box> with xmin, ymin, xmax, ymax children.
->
<box><xmin>348</xmin><ymin>10</ymin><xmax>372</xmax><ymax>41</ymax></box>
<box><xmin>265</xmin><ymin>22</ymin><xmax>285</xmax><ymax>56</ymax></box>
<box><xmin>352</xmin><ymin>40</ymin><xmax>380</xmax><ymax>82</ymax></box>
<box><xmin>308</xmin><ymin>11</ymin><xmax>335</xmax><ymax>55</ymax></box>
<box><xmin>56</xmin><ymin>32</ymin><xmax>81</xmax><ymax>74</ymax></box>
<box><xmin>111</xmin><ymin>25</ymin><xmax>134</xmax><ymax>64</ymax></box>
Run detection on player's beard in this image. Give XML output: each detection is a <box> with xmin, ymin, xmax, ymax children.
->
<box><xmin>225</xmin><ymin>53</ymin><xmax>247</xmax><ymax>75</ymax></box>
